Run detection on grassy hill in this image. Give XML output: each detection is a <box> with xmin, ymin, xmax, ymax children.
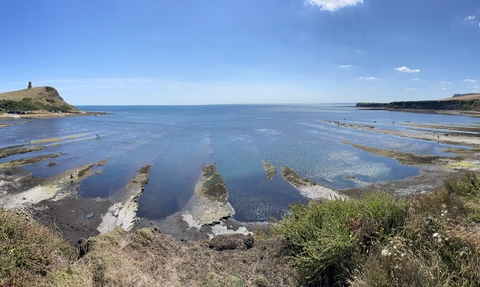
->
<box><xmin>0</xmin><ymin>86</ymin><xmax>77</xmax><ymax>113</ymax></box>
<box><xmin>442</xmin><ymin>93</ymin><xmax>480</xmax><ymax>101</ymax></box>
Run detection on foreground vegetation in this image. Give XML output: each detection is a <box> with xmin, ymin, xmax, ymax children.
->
<box><xmin>2</xmin><ymin>172</ymin><xmax>480</xmax><ymax>286</ymax></box>
<box><xmin>274</xmin><ymin>172</ymin><xmax>480</xmax><ymax>286</ymax></box>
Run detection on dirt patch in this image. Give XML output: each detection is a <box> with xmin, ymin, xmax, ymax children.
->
<box><xmin>65</xmin><ymin>227</ymin><xmax>300</xmax><ymax>287</ymax></box>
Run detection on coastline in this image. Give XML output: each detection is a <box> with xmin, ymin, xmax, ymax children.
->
<box><xmin>2</xmin><ymin>108</ymin><xmax>480</xmax><ymax>245</ymax></box>
<box><xmin>1</xmin><ymin>110</ymin><xmax>109</xmax><ymax>120</ymax></box>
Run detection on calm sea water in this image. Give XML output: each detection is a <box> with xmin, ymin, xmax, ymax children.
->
<box><xmin>1</xmin><ymin>105</ymin><xmax>477</xmax><ymax>222</ymax></box>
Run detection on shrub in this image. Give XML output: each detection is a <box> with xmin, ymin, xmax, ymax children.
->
<box><xmin>273</xmin><ymin>192</ymin><xmax>408</xmax><ymax>285</ymax></box>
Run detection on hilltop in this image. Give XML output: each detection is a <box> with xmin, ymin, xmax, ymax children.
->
<box><xmin>0</xmin><ymin>86</ymin><xmax>78</xmax><ymax>114</ymax></box>
<box><xmin>443</xmin><ymin>93</ymin><xmax>480</xmax><ymax>101</ymax></box>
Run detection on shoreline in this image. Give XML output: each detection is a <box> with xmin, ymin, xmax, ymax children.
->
<box><xmin>1</xmin><ymin>110</ymin><xmax>109</xmax><ymax>120</ymax></box>
<box><xmin>2</xmin><ymin>113</ymin><xmax>480</xmax><ymax>244</ymax></box>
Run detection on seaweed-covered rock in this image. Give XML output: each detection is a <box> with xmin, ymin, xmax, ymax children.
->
<box><xmin>263</xmin><ymin>161</ymin><xmax>277</xmax><ymax>180</ymax></box>
<box><xmin>200</xmin><ymin>164</ymin><xmax>228</xmax><ymax>203</ymax></box>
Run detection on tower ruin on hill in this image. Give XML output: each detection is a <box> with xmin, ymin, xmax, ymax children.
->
<box><xmin>28</xmin><ymin>81</ymin><xmax>32</xmax><ymax>89</ymax></box>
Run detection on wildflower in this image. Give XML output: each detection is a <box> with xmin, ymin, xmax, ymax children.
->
<box><xmin>433</xmin><ymin>232</ymin><xmax>439</xmax><ymax>238</ymax></box>
<box><xmin>381</xmin><ymin>249</ymin><xmax>390</xmax><ymax>256</ymax></box>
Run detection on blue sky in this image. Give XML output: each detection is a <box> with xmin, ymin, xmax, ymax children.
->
<box><xmin>1</xmin><ymin>0</ymin><xmax>479</xmax><ymax>105</ymax></box>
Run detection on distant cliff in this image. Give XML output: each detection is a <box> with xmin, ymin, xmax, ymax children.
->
<box><xmin>0</xmin><ymin>86</ymin><xmax>77</xmax><ymax>112</ymax></box>
<box><xmin>357</xmin><ymin>94</ymin><xmax>480</xmax><ymax>112</ymax></box>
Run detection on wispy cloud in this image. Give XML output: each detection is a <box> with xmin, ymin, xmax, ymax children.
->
<box><xmin>395</xmin><ymin>66</ymin><xmax>420</xmax><ymax>73</ymax></box>
<box><xmin>339</xmin><ymin>64</ymin><xmax>352</xmax><ymax>68</ymax></box>
<box><xmin>465</xmin><ymin>15</ymin><xmax>476</xmax><ymax>20</ymax></box>
<box><xmin>406</xmin><ymin>88</ymin><xmax>415</xmax><ymax>91</ymax></box>
<box><xmin>412</xmin><ymin>78</ymin><xmax>420</xmax><ymax>81</ymax></box>
<box><xmin>438</xmin><ymin>81</ymin><xmax>452</xmax><ymax>84</ymax></box>
<box><xmin>465</xmin><ymin>79</ymin><xmax>477</xmax><ymax>83</ymax></box>
<box><xmin>359</xmin><ymin>77</ymin><xmax>376</xmax><ymax>80</ymax></box>
<box><xmin>307</xmin><ymin>0</ymin><xmax>363</xmax><ymax>11</ymax></box>
<box><xmin>442</xmin><ymin>87</ymin><xmax>447</xmax><ymax>90</ymax></box>
<box><xmin>468</xmin><ymin>86</ymin><xmax>479</xmax><ymax>89</ymax></box>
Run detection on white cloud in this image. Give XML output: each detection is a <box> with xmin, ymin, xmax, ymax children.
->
<box><xmin>339</xmin><ymin>64</ymin><xmax>352</xmax><ymax>68</ymax></box>
<box><xmin>465</xmin><ymin>79</ymin><xmax>477</xmax><ymax>83</ymax></box>
<box><xmin>438</xmin><ymin>81</ymin><xmax>452</xmax><ymax>84</ymax></box>
<box><xmin>412</xmin><ymin>78</ymin><xmax>420</xmax><ymax>81</ymax></box>
<box><xmin>395</xmin><ymin>66</ymin><xmax>420</xmax><ymax>73</ymax></box>
<box><xmin>465</xmin><ymin>15</ymin><xmax>476</xmax><ymax>20</ymax></box>
<box><xmin>359</xmin><ymin>77</ymin><xmax>376</xmax><ymax>80</ymax></box>
<box><xmin>468</xmin><ymin>86</ymin><xmax>479</xmax><ymax>88</ymax></box>
<box><xmin>406</xmin><ymin>88</ymin><xmax>415</xmax><ymax>91</ymax></box>
<box><xmin>307</xmin><ymin>0</ymin><xmax>363</xmax><ymax>11</ymax></box>
<box><xmin>442</xmin><ymin>87</ymin><xmax>447</xmax><ymax>90</ymax></box>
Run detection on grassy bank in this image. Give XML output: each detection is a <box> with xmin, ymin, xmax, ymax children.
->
<box><xmin>274</xmin><ymin>172</ymin><xmax>480</xmax><ymax>286</ymax></box>
<box><xmin>2</xmin><ymin>173</ymin><xmax>480</xmax><ymax>286</ymax></box>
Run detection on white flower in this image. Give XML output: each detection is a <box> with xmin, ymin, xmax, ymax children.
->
<box><xmin>433</xmin><ymin>232</ymin><xmax>439</xmax><ymax>238</ymax></box>
<box><xmin>381</xmin><ymin>249</ymin><xmax>390</xmax><ymax>256</ymax></box>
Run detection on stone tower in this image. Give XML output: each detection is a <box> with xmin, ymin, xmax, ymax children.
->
<box><xmin>28</xmin><ymin>82</ymin><xmax>32</xmax><ymax>89</ymax></box>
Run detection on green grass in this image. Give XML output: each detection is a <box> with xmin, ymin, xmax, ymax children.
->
<box><xmin>274</xmin><ymin>172</ymin><xmax>480</xmax><ymax>286</ymax></box>
<box><xmin>0</xmin><ymin>97</ymin><xmax>73</xmax><ymax>112</ymax></box>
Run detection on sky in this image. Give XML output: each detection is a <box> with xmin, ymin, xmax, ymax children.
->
<box><xmin>1</xmin><ymin>0</ymin><xmax>479</xmax><ymax>105</ymax></box>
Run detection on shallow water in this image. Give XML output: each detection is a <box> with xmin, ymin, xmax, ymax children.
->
<box><xmin>1</xmin><ymin>105</ymin><xmax>477</xmax><ymax>222</ymax></box>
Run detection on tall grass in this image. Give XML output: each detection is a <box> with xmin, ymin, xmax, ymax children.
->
<box><xmin>274</xmin><ymin>172</ymin><xmax>480</xmax><ymax>286</ymax></box>
<box><xmin>0</xmin><ymin>208</ymin><xmax>75</xmax><ymax>286</ymax></box>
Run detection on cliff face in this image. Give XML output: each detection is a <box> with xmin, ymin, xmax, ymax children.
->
<box><xmin>357</xmin><ymin>99</ymin><xmax>480</xmax><ymax>111</ymax></box>
<box><xmin>0</xmin><ymin>86</ymin><xmax>77</xmax><ymax>112</ymax></box>
<box><xmin>386</xmin><ymin>100</ymin><xmax>480</xmax><ymax>111</ymax></box>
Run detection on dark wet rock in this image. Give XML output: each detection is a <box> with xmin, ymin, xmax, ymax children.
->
<box><xmin>0</xmin><ymin>167</ymin><xmax>45</xmax><ymax>194</ymax></box>
<box><xmin>209</xmin><ymin>234</ymin><xmax>254</xmax><ymax>251</ymax></box>
<box><xmin>78</xmin><ymin>237</ymin><xmax>92</xmax><ymax>258</ymax></box>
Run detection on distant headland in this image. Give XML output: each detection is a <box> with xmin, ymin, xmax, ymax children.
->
<box><xmin>0</xmin><ymin>83</ymin><xmax>103</xmax><ymax>118</ymax></box>
<box><xmin>357</xmin><ymin>93</ymin><xmax>480</xmax><ymax>113</ymax></box>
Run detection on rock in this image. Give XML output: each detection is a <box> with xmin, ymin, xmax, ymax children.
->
<box><xmin>263</xmin><ymin>161</ymin><xmax>277</xmax><ymax>180</ymax></box>
<box><xmin>209</xmin><ymin>234</ymin><xmax>254</xmax><ymax>251</ymax></box>
<box><xmin>78</xmin><ymin>238</ymin><xmax>91</xmax><ymax>258</ymax></box>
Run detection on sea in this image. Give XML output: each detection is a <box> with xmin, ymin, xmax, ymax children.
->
<box><xmin>1</xmin><ymin>105</ymin><xmax>477</xmax><ymax>222</ymax></box>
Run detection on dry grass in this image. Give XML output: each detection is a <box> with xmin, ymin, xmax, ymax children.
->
<box><xmin>0</xmin><ymin>87</ymin><xmax>53</xmax><ymax>101</ymax></box>
<box><xmin>0</xmin><ymin>208</ymin><xmax>76</xmax><ymax>287</ymax></box>
<box><xmin>45</xmin><ymin>227</ymin><xmax>299</xmax><ymax>287</ymax></box>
